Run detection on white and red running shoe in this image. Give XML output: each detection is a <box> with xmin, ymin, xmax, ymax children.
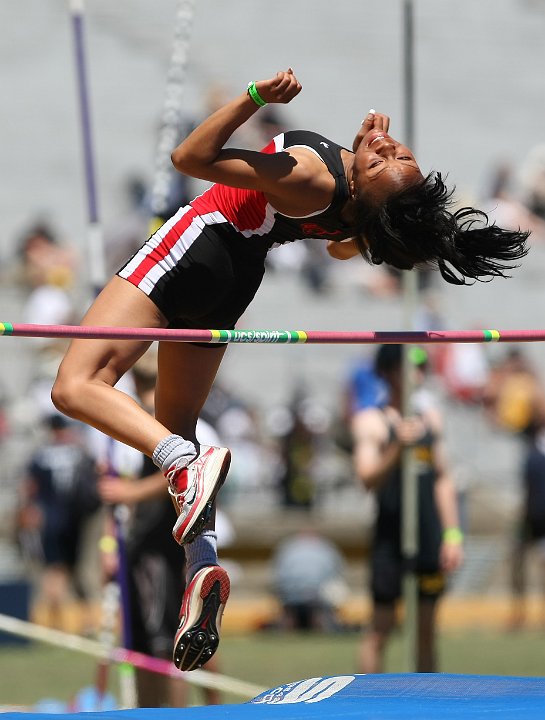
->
<box><xmin>173</xmin><ymin>565</ymin><xmax>230</xmax><ymax>671</ymax></box>
<box><xmin>167</xmin><ymin>445</ymin><xmax>231</xmax><ymax>545</ymax></box>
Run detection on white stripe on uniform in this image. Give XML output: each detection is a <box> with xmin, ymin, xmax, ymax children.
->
<box><xmin>136</xmin><ymin>210</ymin><xmax>227</xmax><ymax>295</ymax></box>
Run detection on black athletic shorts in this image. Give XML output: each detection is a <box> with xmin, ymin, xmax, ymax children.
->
<box><xmin>370</xmin><ymin>539</ymin><xmax>445</xmax><ymax>604</ymax></box>
<box><xmin>118</xmin><ymin>206</ymin><xmax>267</xmax><ymax>331</ymax></box>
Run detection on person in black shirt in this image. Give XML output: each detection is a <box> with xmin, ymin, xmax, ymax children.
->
<box><xmin>18</xmin><ymin>414</ymin><xmax>100</xmax><ymax>632</ymax></box>
<box><xmin>351</xmin><ymin>345</ymin><xmax>463</xmax><ymax>672</ymax></box>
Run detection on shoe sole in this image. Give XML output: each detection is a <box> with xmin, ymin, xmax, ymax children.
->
<box><xmin>173</xmin><ymin>566</ymin><xmax>230</xmax><ymax>672</ymax></box>
<box><xmin>171</xmin><ymin>448</ymin><xmax>231</xmax><ymax>545</ymax></box>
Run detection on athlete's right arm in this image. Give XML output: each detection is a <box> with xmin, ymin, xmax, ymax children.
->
<box><xmin>171</xmin><ymin>69</ymin><xmax>302</xmax><ymax>194</ymax></box>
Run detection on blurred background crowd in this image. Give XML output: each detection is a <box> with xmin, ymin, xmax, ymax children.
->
<box><xmin>2</xmin><ymin>0</ymin><xmax>545</xmax><ymax>708</ymax></box>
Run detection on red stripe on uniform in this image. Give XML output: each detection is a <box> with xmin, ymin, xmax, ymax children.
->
<box><xmin>192</xmin><ymin>185</ymin><xmax>268</xmax><ymax>234</ymax></box>
<box><xmin>190</xmin><ymin>136</ymin><xmax>280</xmax><ymax>234</ymax></box>
<box><xmin>260</xmin><ymin>139</ymin><xmax>278</xmax><ymax>154</ymax></box>
<box><xmin>125</xmin><ymin>206</ymin><xmax>200</xmax><ymax>285</ymax></box>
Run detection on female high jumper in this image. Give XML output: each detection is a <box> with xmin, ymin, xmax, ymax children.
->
<box><xmin>52</xmin><ymin>68</ymin><xmax>529</xmax><ymax>671</ymax></box>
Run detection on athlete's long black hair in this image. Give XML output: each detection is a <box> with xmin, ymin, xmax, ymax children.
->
<box><xmin>353</xmin><ymin>172</ymin><xmax>530</xmax><ymax>285</ymax></box>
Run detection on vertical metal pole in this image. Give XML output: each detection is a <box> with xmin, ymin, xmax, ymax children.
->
<box><xmin>69</xmin><ymin>1</ymin><xmax>135</xmax><ymax>706</ymax></box>
<box><xmin>149</xmin><ymin>0</ymin><xmax>196</xmax><ymax>234</ymax></box>
<box><xmin>69</xmin><ymin>0</ymin><xmax>106</xmax><ymax>296</ymax></box>
<box><xmin>403</xmin><ymin>0</ymin><xmax>415</xmax><ymax>157</ymax></box>
<box><xmin>401</xmin><ymin>0</ymin><xmax>419</xmax><ymax>674</ymax></box>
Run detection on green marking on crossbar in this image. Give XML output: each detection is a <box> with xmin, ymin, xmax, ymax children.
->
<box><xmin>210</xmin><ymin>329</ymin><xmax>307</xmax><ymax>343</ymax></box>
<box><xmin>483</xmin><ymin>329</ymin><xmax>501</xmax><ymax>342</ymax></box>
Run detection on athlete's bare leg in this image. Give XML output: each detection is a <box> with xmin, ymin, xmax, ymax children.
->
<box><xmin>155</xmin><ymin>339</ymin><xmax>227</xmax><ymax>533</ymax></box>
<box><xmin>154</xmin><ymin>339</ymin><xmax>227</xmax><ymax>444</ymax></box>
<box><xmin>51</xmin><ymin>276</ymin><xmax>224</xmax><ymax>457</ymax></box>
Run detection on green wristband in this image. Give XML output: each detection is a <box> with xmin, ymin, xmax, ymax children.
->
<box><xmin>247</xmin><ymin>81</ymin><xmax>267</xmax><ymax>108</ymax></box>
<box><xmin>443</xmin><ymin>527</ymin><xmax>464</xmax><ymax>545</ymax></box>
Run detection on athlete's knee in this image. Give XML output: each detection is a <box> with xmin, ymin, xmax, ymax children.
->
<box><xmin>51</xmin><ymin>370</ymin><xmax>84</xmax><ymax>418</ymax></box>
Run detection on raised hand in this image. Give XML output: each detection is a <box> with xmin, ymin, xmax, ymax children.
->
<box><xmin>353</xmin><ymin>110</ymin><xmax>391</xmax><ymax>152</ymax></box>
<box><xmin>254</xmin><ymin>68</ymin><xmax>302</xmax><ymax>104</ymax></box>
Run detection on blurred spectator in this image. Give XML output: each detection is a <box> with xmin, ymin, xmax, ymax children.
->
<box><xmin>518</xmin><ymin>145</ymin><xmax>545</xmax><ymax>223</ymax></box>
<box><xmin>481</xmin><ymin>348</ymin><xmax>542</xmax><ymax>437</ymax></box>
<box><xmin>271</xmin><ymin>527</ymin><xmax>348</xmax><ymax>631</ymax></box>
<box><xmin>200</xmin><ymin>381</ymin><xmax>270</xmax><ymax>504</ymax></box>
<box><xmin>508</xmin><ymin>424</ymin><xmax>545</xmax><ymax>631</ymax></box>
<box><xmin>334</xmin><ymin>352</ymin><xmax>388</xmax><ymax>458</ymax></box>
<box><xmin>366</xmin><ymin>265</ymin><xmax>404</xmax><ymax>298</ymax></box>
<box><xmin>504</xmin><ymin>381</ymin><xmax>545</xmax><ymax>631</ymax></box>
<box><xmin>15</xmin><ymin>221</ymin><xmax>79</xmax><ymax>420</ymax></box>
<box><xmin>299</xmin><ymin>239</ymin><xmax>331</xmax><ymax>295</ymax></box>
<box><xmin>351</xmin><ymin>345</ymin><xmax>463</xmax><ymax>673</ymax></box>
<box><xmin>97</xmin><ymin>351</ymin><xmax>225</xmax><ymax>706</ymax></box>
<box><xmin>268</xmin><ymin>387</ymin><xmax>329</xmax><ymax>509</ymax></box>
<box><xmin>412</xmin><ymin>291</ymin><xmax>491</xmax><ymax>406</ymax></box>
<box><xmin>481</xmin><ymin>161</ymin><xmax>544</xmax><ymax>240</ymax></box>
<box><xmin>104</xmin><ymin>112</ymin><xmax>199</xmax><ymax>278</ymax></box>
<box><xmin>17</xmin><ymin>221</ymin><xmax>77</xmax><ymax>292</ymax></box>
<box><xmin>103</xmin><ymin>177</ymin><xmax>150</xmax><ymax>277</ymax></box>
<box><xmin>343</xmin><ymin>353</ymin><xmax>388</xmax><ymax>422</ymax></box>
<box><xmin>414</xmin><ymin>289</ymin><xmax>447</xmax><ymax>332</ymax></box>
<box><xmin>434</xmin><ymin>340</ymin><xmax>490</xmax><ymax>405</ymax></box>
<box><xmin>479</xmin><ymin>347</ymin><xmax>545</xmax><ymax>631</ymax></box>
<box><xmin>16</xmin><ymin>414</ymin><xmax>100</xmax><ymax>633</ymax></box>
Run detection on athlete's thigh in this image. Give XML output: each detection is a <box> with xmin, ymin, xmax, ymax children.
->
<box><xmin>155</xmin><ymin>341</ymin><xmax>227</xmax><ymax>440</ymax></box>
<box><xmin>57</xmin><ymin>276</ymin><xmax>168</xmax><ymax>386</ymax></box>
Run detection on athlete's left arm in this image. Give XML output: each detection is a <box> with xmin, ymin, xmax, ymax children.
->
<box><xmin>326</xmin><ymin>238</ymin><xmax>360</xmax><ymax>260</ymax></box>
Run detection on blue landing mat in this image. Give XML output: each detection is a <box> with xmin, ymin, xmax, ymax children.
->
<box><xmin>4</xmin><ymin>674</ymin><xmax>545</xmax><ymax>719</ymax></box>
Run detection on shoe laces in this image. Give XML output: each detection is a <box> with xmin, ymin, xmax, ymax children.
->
<box><xmin>168</xmin><ymin>476</ymin><xmax>197</xmax><ymax>504</ymax></box>
<box><xmin>166</xmin><ymin>456</ymin><xmax>191</xmax><ymax>493</ymax></box>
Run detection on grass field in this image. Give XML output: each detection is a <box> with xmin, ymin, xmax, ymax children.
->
<box><xmin>1</xmin><ymin>628</ymin><xmax>544</xmax><ymax>709</ymax></box>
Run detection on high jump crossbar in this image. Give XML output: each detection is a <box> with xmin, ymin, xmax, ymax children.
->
<box><xmin>1</xmin><ymin>323</ymin><xmax>545</xmax><ymax>345</ymax></box>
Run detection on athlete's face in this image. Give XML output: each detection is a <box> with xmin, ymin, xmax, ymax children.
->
<box><xmin>351</xmin><ymin>129</ymin><xmax>423</xmax><ymax>206</ymax></box>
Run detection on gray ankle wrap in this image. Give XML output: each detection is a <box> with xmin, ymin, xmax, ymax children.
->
<box><xmin>152</xmin><ymin>434</ymin><xmax>197</xmax><ymax>474</ymax></box>
<box><xmin>185</xmin><ymin>531</ymin><xmax>218</xmax><ymax>582</ymax></box>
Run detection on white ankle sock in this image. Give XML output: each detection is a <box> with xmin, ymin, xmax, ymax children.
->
<box><xmin>152</xmin><ymin>434</ymin><xmax>197</xmax><ymax>475</ymax></box>
<box><xmin>185</xmin><ymin>531</ymin><xmax>218</xmax><ymax>583</ymax></box>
